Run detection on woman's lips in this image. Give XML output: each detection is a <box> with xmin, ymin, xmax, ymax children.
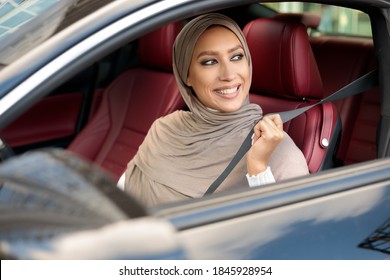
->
<box><xmin>214</xmin><ymin>84</ymin><xmax>241</xmax><ymax>95</ymax></box>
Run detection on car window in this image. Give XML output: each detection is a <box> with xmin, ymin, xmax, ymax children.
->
<box><xmin>264</xmin><ymin>2</ymin><xmax>372</xmax><ymax>37</ymax></box>
<box><xmin>0</xmin><ymin>0</ymin><xmax>73</xmax><ymax>67</ymax></box>
<box><xmin>0</xmin><ymin>0</ymin><xmax>116</xmax><ymax>67</ymax></box>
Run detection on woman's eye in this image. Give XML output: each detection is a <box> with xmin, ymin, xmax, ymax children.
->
<box><xmin>231</xmin><ymin>53</ymin><xmax>244</xmax><ymax>61</ymax></box>
<box><xmin>201</xmin><ymin>59</ymin><xmax>217</xmax><ymax>66</ymax></box>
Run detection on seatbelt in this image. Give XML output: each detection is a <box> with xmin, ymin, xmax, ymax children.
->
<box><xmin>204</xmin><ymin>69</ymin><xmax>379</xmax><ymax>195</ymax></box>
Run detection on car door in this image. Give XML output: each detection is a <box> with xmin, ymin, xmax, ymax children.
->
<box><xmin>0</xmin><ymin>69</ymin><xmax>93</xmax><ymax>153</ymax></box>
<box><xmin>0</xmin><ymin>1</ymin><xmax>127</xmax><ymax>153</ymax></box>
<box><xmin>155</xmin><ymin>158</ymin><xmax>390</xmax><ymax>259</ymax></box>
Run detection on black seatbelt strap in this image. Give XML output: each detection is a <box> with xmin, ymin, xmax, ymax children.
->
<box><xmin>204</xmin><ymin>69</ymin><xmax>378</xmax><ymax>195</ymax></box>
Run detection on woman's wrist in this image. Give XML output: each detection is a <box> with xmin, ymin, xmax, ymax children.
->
<box><xmin>247</xmin><ymin>164</ymin><xmax>266</xmax><ymax>176</ymax></box>
<box><xmin>247</xmin><ymin>155</ymin><xmax>267</xmax><ymax>176</ymax></box>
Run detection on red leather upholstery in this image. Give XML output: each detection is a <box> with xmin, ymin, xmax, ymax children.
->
<box><xmin>243</xmin><ymin>18</ymin><xmax>340</xmax><ymax>173</ymax></box>
<box><xmin>1</xmin><ymin>93</ymin><xmax>83</xmax><ymax>147</ymax></box>
<box><xmin>274</xmin><ymin>12</ymin><xmax>380</xmax><ymax>166</ymax></box>
<box><xmin>68</xmin><ymin>22</ymin><xmax>185</xmax><ymax>180</ymax></box>
<box><xmin>310</xmin><ymin>36</ymin><xmax>380</xmax><ymax>165</ymax></box>
<box><xmin>274</xmin><ymin>12</ymin><xmax>321</xmax><ymax>29</ymax></box>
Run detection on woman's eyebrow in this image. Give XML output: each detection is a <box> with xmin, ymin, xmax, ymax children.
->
<box><xmin>197</xmin><ymin>45</ymin><xmax>243</xmax><ymax>59</ymax></box>
<box><xmin>228</xmin><ymin>45</ymin><xmax>244</xmax><ymax>53</ymax></box>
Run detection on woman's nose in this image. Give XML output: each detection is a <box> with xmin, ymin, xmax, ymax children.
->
<box><xmin>219</xmin><ymin>62</ymin><xmax>236</xmax><ymax>81</ymax></box>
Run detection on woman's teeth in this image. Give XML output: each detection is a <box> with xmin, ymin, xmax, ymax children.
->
<box><xmin>216</xmin><ymin>86</ymin><xmax>238</xmax><ymax>95</ymax></box>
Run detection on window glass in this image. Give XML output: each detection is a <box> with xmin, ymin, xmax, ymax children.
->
<box><xmin>28</xmin><ymin>0</ymin><xmax>59</xmax><ymax>14</ymax></box>
<box><xmin>0</xmin><ymin>0</ymin><xmax>60</xmax><ymax>39</ymax></box>
<box><xmin>2</xmin><ymin>10</ymin><xmax>33</xmax><ymax>28</ymax></box>
<box><xmin>264</xmin><ymin>2</ymin><xmax>372</xmax><ymax>37</ymax></box>
<box><xmin>0</xmin><ymin>0</ymin><xmax>116</xmax><ymax>67</ymax></box>
<box><xmin>0</xmin><ymin>3</ymin><xmax>12</xmax><ymax>17</ymax></box>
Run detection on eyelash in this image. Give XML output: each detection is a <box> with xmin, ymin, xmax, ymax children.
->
<box><xmin>232</xmin><ymin>53</ymin><xmax>244</xmax><ymax>61</ymax></box>
<box><xmin>201</xmin><ymin>53</ymin><xmax>244</xmax><ymax>66</ymax></box>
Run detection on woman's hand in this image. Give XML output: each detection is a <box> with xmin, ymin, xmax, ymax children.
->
<box><xmin>247</xmin><ymin>114</ymin><xmax>284</xmax><ymax>176</ymax></box>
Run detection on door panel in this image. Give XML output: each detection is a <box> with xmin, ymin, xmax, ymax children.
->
<box><xmin>176</xmin><ymin>182</ymin><xmax>390</xmax><ymax>259</ymax></box>
<box><xmin>0</xmin><ymin>92</ymin><xmax>83</xmax><ymax>148</ymax></box>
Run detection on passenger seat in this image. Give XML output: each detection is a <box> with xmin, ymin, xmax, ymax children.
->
<box><xmin>243</xmin><ymin>18</ymin><xmax>340</xmax><ymax>173</ymax></box>
<box><xmin>275</xmin><ymin>12</ymin><xmax>380</xmax><ymax>166</ymax></box>
<box><xmin>68</xmin><ymin>22</ymin><xmax>185</xmax><ymax>180</ymax></box>
<box><xmin>310</xmin><ymin>36</ymin><xmax>380</xmax><ymax>165</ymax></box>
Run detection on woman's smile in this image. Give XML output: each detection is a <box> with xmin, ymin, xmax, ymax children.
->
<box><xmin>214</xmin><ymin>84</ymin><xmax>241</xmax><ymax>96</ymax></box>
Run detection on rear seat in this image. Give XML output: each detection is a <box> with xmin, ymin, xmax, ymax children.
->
<box><xmin>275</xmin><ymin>12</ymin><xmax>380</xmax><ymax>166</ymax></box>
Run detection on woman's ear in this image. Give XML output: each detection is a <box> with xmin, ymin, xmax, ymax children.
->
<box><xmin>186</xmin><ymin>77</ymin><xmax>192</xmax><ymax>87</ymax></box>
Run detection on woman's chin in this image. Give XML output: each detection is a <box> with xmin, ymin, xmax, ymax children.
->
<box><xmin>218</xmin><ymin>103</ymin><xmax>245</xmax><ymax>113</ymax></box>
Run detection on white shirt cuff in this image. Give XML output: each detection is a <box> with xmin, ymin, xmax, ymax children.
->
<box><xmin>246</xmin><ymin>166</ymin><xmax>275</xmax><ymax>187</ymax></box>
<box><xmin>117</xmin><ymin>172</ymin><xmax>125</xmax><ymax>191</ymax></box>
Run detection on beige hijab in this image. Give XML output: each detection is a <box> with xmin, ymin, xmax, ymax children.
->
<box><xmin>125</xmin><ymin>14</ymin><xmax>308</xmax><ymax>202</ymax></box>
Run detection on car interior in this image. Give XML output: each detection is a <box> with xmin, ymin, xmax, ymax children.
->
<box><xmin>0</xmin><ymin>2</ymin><xmax>380</xmax><ymax>185</ymax></box>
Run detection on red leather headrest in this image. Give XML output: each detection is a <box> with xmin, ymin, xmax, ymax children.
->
<box><xmin>139</xmin><ymin>21</ymin><xmax>183</xmax><ymax>71</ymax></box>
<box><xmin>275</xmin><ymin>12</ymin><xmax>322</xmax><ymax>29</ymax></box>
<box><xmin>243</xmin><ymin>18</ymin><xmax>323</xmax><ymax>99</ymax></box>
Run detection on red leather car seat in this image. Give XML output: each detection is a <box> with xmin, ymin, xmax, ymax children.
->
<box><xmin>243</xmin><ymin>18</ymin><xmax>340</xmax><ymax>173</ymax></box>
<box><xmin>275</xmin><ymin>12</ymin><xmax>321</xmax><ymax>29</ymax></box>
<box><xmin>68</xmin><ymin>22</ymin><xmax>185</xmax><ymax>180</ymax></box>
<box><xmin>275</xmin><ymin>12</ymin><xmax>380</xmax><ymax>166</ymax></box>
<box><xmin>310</xmin><ymin>37</ymin><xmax>379</xmax><ymax>165</ymax></box>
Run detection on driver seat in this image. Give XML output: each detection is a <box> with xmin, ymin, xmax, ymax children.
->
<box><xmin>68</xmin><ymin>22</ymin><xmax>185</xmax><ymax>180</ymax></box>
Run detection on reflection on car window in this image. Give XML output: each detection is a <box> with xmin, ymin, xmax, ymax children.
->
<box><xmin>0</xmin><ymin>0</ymin><xmax>76</xmax><ymax>66</ymax></box>
<box><xmin>0</xmin><ymin>0</ymin><xmax>62</xmax><ymax>39</ymax></box>
<box><xmin>264</xmin><ymin>2</ymin><xmax>372</xmax><ymax>37</ymax></box>
<box><xmin>0</xmin><ymin>0</ymin><xmax>117</xmax><ymax>68</ymax></box>
<box><xmin>359</xmin><ymin>217</ymin><xmax>390</xmax><ymax>255</ymax></box>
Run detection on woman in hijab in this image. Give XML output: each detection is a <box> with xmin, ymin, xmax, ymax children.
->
<box><xmin>123</xmin><ymin>13</ymin><xmax>309</xmax><ymax>206</ymax></box>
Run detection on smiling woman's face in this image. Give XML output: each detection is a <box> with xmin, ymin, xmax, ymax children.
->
<box><xmin>186</xmin><ymin>26</ymin><xmax>250</xmax><ymax>113</ymax></box>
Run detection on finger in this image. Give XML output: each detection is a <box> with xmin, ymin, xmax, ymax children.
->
<box><xmin>264</xmin><ymin>114</ymin><xmax>283</xmax><ymax>131</ymax></box>
<box><xmin>257</xmin><ymin>117</ymin><xmax>284</xmax><ymax>141</ymax></box>
<box><xmin>261</xmin><ymin>116</ymin><xmax>282</xmax><ymax>135</ymax></box>
<box><xmin>252</xmin><ymin>126</ymin><xmax>261</xmax><ymax>143</ymax></box>
<box><xmin>254</xmin><ymin>119</ymin><xmax>276</xmax><ymax>140</ymax></box>
<box><xmin>254</xmin><ymin>114</ymin><xmax>283</xmax><ymax>137</ymax></box>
